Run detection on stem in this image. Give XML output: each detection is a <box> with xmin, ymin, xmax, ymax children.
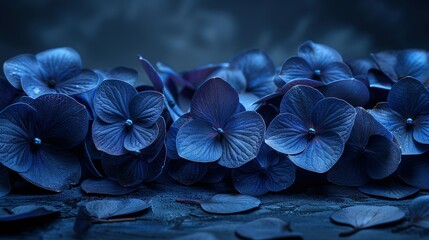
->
<box><xmin>339</xmin><ymin>228</ymin><xmax>360</xmax><ymax>237</ymax></box>
<box><xmin>95</xmin><ymin>218</ymin><xmax>136</xmax><ymax>223</ymax></box>
<box><xmin>175</xmin><ymin>199</ymin><xmax>201</xmax><ymax>205</ymax></box>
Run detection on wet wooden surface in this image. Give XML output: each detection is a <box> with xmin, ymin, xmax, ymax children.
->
<box><xmin>1</xmin><ymin>182</ymin><xmax>428</xmax><ymax>240</ymax></box>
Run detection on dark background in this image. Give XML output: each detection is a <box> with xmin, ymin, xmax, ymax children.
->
<box><xmin>1</xmin><ymin>0</ymin><xmax>428</xmax><ymax>82</ymax></box>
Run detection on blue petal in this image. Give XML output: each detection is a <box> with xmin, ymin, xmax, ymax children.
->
<box><xmin>359</xmin><ymin>177</ymin><xmax>419</xmax><ymax>200</ymax></box>
<box><xmin>231</xmin><ymin>50</ymin><xmax>276</xmax><ymax>97</ymax></box>
<box><xmin>327</xmin><ymin>148</ymin><xmax>368</xmax><ymax>186</ymax></box>
<box><xmin>320</xmin><ymin>62</ymin><xmax>353</xmax><ymax>83</ymax></box>
<box><xmin>396</xmin><ymin>50</ymin><xmax>429</xmax><ymax>81</ymax></box>
<box><xmin>219</xmin><ymin>111</ymin><xmax>265</xmax><ymax>168</ymax></box>
<box><xmin>145</xmin><ymin>146</ymin><xmax>167</xmax><ymax>182</ymax></box>
<box><xmin>278</xmin><ymin>57</ymin><xmax>313</xmax><ymax>83</ymax></box>
<box><xmin>297</xmin><ymin>41</ymin><xmax>342</xmax><ymax>69</ymax></box>
<box><xmin>55</xmin><ymin>69</ymin><xmax>98</xmax><ymax>96</ymax></box>
<box><xmin>414</xmin><ymin>114</ymin><xmax>429</xmax><ymax>144</ymax></box>
<box><xmin>123</xmin><ymin>123</ymin><xmax>158</xmax><ymax>152</ymax></box>
<box><xmin>141</xmin><ymin>117</ymin><xmax>166</xmax><ymax>162</ymax></box>
<box><xmin>139</xmin><ymin>56</ymin><xmax>164</xmax><ymax>92</ymax></box>
<box><xmin>239</xmin><ymin>92</ymin><xmax>260</xmax><ymax>111</ymax></box>
<box><xmin>371</xmin><ymin>51</ymin><xmax>398</xmax><ymax>80</ymax></box>
<box><xmin>265</xmin><ymin>113</ymin><xmax>309</xmax><ymax>155</ymax></box>
<box><xmin>398</xmin><ymin>155</ymin><xmax>429</xmax><ymax>189</ymax></box>
<box><xmin>183</xmin><ymin>63</ymin><xmax>227</xmax><ymax>86</ymax></box>
<box><xmin>347</xmin><ymin>107</ymin><xmax>393</xmax><ymax>147</ymax></box>
<box><xmin>387</xmin><ymin>77</ymin><xmax>429</xmax><ymax>117</ymax></box>
<box><xmin>289</xmin><ymin>131</ymin><xmax>344</xmax><ymax>173</ymax></box>
<box><xmin>265</xmin><ymin>155</ymin><xmax>296</xmax><ymax>192</ymax></box>
<box><xmin>368</xmin><ymin>69</ymin><xmax>394</xmax><ymax>90</ymax></box>
<box><xmin>116</xmin><ymin>155</ymin><xmax>149</xmax><ymax>187</ymax></box>
<box><xmin>365</xmin><ymin>135</ymin><xmax>401</xmax><ymax>179</ymax></box>
<box><xmin>0</xmin><ymin>103</ymin><xmax>36</xmax><ymax>172</ymax></box>
<box><xmin>210</xmin><ymin>68</ymin><xmax>247</xmax><ymax>94</ymax></box>
<box><xmin>105</xmin><ymin>66</ymin><xmax>138</xmax><ymax>86</ymax></box>
<box><xmin>21</xmin><ymin>75</ymin><xmax>56</xmax><ymax>98</ymax></box>
<box><xmin>31</xmin><ymin>94</ymin><xmax>89</xmax><ymax>149</ymax></box>
<box><xmin>3</xmin><ymin>54</ymin><xmax>41</xmax><ymax>89</ymax></box>
<box><xmin>35</xmin><ymin>47</ymin><xmax>82</xmax><ymax>81</ymax></box>
<box><xmin>19</xmin><ymin>147</ymin><xmax>81</xmax><ymax>192</ymax></box>
<box><xmin>319</xmin><ymin>79</ymin><xmax>370</xmax><ymax>107</ymax></box>
<box><xmin>168</xmin><ymin>159</ymin><xmax>208</xmax><ymax>185</ymax></box>
<box><xmin>312</xmin><ymin>98</ymin><xmax>356</xmax><ymax>141</ymax></box>
<box><xmin>92</xmin><ymin>118</ymin><xmax>127</xmax><ymax>155</ymax></box>
<box><xmin>190</xmin><ymin>78</ymin><xmax>239</xmax><ymax>128</ymax></box>
<box><xmin>94</xmin><ymin>79</ymin><xmax>136</xmax><ymax>123</ymax></box>
<box><xmin>346</xmin><ymin>58</ymin><xmax>375</xmax><ymax>77</ymax></box>
<box><xmin>280</xmin><ymin>85</ymin><xmax>324</xmax><ymax>125</ymax></box>
<box><xmin>129</xmin><ymin>91</ymin><xmax>164</xmax><ymax>127</ymax></box>
<box><xmin>176</xmin><ymin>119</ymin><xmax>222</xmax><ymax>163</ymax></box>
<box><xmin>166</xmin><ymin>114</ymin><xmax>192</xmax><ymax>159</ymax></box>
<box><xmin>156</xmin><ymin>62</ymin><xmax>195</xmax><ymax>89</ymax></box>
<box><xmin>232</xmin><ymin>170</ymin><xmax>268</xmax><ymax>196</ymax></box>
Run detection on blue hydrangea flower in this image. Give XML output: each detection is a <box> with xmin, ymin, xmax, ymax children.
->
<box><xmin>272</xmin><ymin>41</ymin><xmax>369</xmax><ymax>107</ymax></box>
<box><xmin>92</xmin><ymin>79</ymin><xmax>164</xmax><ymax>155</ymax></box>
<box><xmin>100</xmin><ymin>118</ymin><xmax>166</xmax><ymax>187</ymax></box>
<box><xmin>0</xmin><ymin>94</ymin><xmax>88</xmax><ymax>191</ymax></box>
<box><xmin>328</xmin><ymin>107</ymin><xmax>401</xmax><ymax>186</ymax></box>
<box><xmin>368</xmin><ymin>77</ymin><xmax>429</xmax><ymax>155</ymax></box>
<box><xmin>232</xmin><ymin>143</ymin><xmax>295</xmax><ymax>196</ymax></box>
<box><xmin>3</xmin><ymin>47</ymin><xmax>98</xmax><ymax>98</ymax></box>
<box><xmin>176</xmin><ymin>78</ymin><xmax>265</xmax><ymax>168</ymax></box>
<box><xmin>166</xmin><ymin>113</ymin><xmax>228</xmax><ymax>185</ymax></box>
<box><xmin>209</xmin><ymin>50</ymin><xmax>277</xmax><ymax>110</ymax></box>
<box><xmin>369</xmin><ymin>49</ymin><xmax>429</xmax><ymax>90</ymax></box>
<box><xmin>265</xmin><ymin>85</ymin><xmax>356</xmax><ymax>173</ymax></box>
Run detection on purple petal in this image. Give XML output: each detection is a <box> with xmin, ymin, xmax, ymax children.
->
<box><xmin>3</xmin><ymin>54</ymin><xmax>41</xmax><ymax>89</ymax></box>
<box><xmin>176</xmin><ymin>119</ymin><xmax>222</xmax><ymax>163</ymax></box>
<box><xmin>319</xmin><ymin>79</ymin><xmax>370</xmax><ymax>107</ymax></box>
<box><xmin>298</xmin><ymin>41</ymin><xmax>342</xmax><ymax>69</ymax></box>
<box><xmin>190</xmin><ymin>78</ymin><xmax>239</xmax><ymax>128</ymax></box>
<box><xmin>265</xmin><ymin>113</ymin><xmax>309</xmax><ymax>155</ymax></box>
<box><xmin>219</xmin><ymin>111</ymin><xmax>265</xmax><ymax>168</ymax></box>
<box><xmin>139</xmin><ymin>56</ymin><xmax>163</xmax><ymax>92</ymax></box>
<box><xmin>278</xmin><ymin>57</ymin><xmax>313</xmax><ymax>83</ymax></box>
<box><xmin>92</xmin><ymin>119</ymin><xmax>127</xmax><ymax>155</ymax></box>
<box><xmin>31</xmin><ymin>94</ymin><xmax>89</xmax><ymax>149</ymax></box>
<box><xmin>129</xmin><ymin>90</ymin><xmax>164</xmax><ymax>127</ymax></box>
<box><xmin>0</xmin><ymin>103</ymin><xmax>36</xmax><ymax>172</ymax></box>
<box><xmin>289</xmin><ymin>131</ymin><xmax>344</xmax><ymax>173</ymax></box>
<box><xmin>280</xmin><ymin>85</ymin><xmax>324</xmax><ymax>124</ymax></box>
<box><xmin>94</xmin><ymin>79</ymin><xmax>136</xmax><ymax>123</ymax></box>
<box><xmin>36</xmin><ymin>47</ymin><xmax>82</xmax><ymax>81</ymax></box>
<box><xmin>312</xmin><ymin>98</ymin><xmax>356</xmax><ymax>141</ymax></box>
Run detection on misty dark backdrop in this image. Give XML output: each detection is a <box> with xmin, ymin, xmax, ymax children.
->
<box><xmin>1</xmin><ymin>0</ymin><xmax>428</xmax><ymax>83</ymax></box>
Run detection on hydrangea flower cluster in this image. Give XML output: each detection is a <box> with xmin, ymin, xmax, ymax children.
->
<box><xmin>1</xmin><ymin>43</ymin><xmax>429</xmax><ymax>198</ymax></box>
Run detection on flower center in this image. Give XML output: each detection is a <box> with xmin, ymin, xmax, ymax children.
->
<box><xmin>125</xmin><ymin>119</ymin><xmax>133</xmax><ymax>127</ymax></box>
<box><xmin>216</xmin><ymin>128</ymin><xmax>225</xmax><ymax>135</ymax></box>
<box><xmin>308</xmin><ymin>128</ymin><xmax>316</xmax><ymax>135</ymax></box>
<box><xmin>406</xmin><ymin>118</ymin><xmax>414</xmax><ymax>126</ymax></box>
<box><xmin>33</xmin><ymin>137</ymin><xmax>42</xmax><ymax>145</ymax></box>
<box><xmin>47</xmin><ymin>79</ymin><xmax>57</xmax><ymax>88</ymax></box>
<box><xmin>314</xmin><ymin>69</ymin><xmax>321</xmax><ymax>76</ymax></box>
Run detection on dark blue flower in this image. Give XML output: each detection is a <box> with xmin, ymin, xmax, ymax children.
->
<box><xmin>232</xmin><ymin>143</ymin><xmax>295</xmax><ymax>196</ymax></box>
<box><xmin>368</xmin><ymin>77</ymin><xmax>429</xmax><ymax>155</ymax></box>
<box><xmin>3</xmin><ymin>47</ymin><xmax>98</xmax><ymax>98</ymax></box>
<box><xmin>397</xmin><ymin>153</ymin><xmax>429</xmax><ymax>189</ymax></box>
<box><xmin>369</xmin><ymin>49</ymin><xmax>429</xmax><ymax>90</ymax></box>
<box><xmin>176</xmin><ymin>78</ymin><xmax>265</xmax><ymax>168</ymax></box>
<box><xmin>328</xmin><ymin>107</ymin><xmax>401</xmax><ymax>186</ymax></box>
<box><xmin>0</xmin><ymin>94</ymin><xmax>88</xmax><ymax>191</ymax></box>
<box><xmin>166</xmin><ymin>113</ymin><xmax>228</xmax><ymax>185</ymax></box>
<box><xmin>272</xmin><ymin>41</ymin><xmax>369</xmax><ymax>107</ymax></box>
<box><xmin>92</xmin><ymin>79</ymin><xmax>164</xmax><ymax>156</ymax></box>
<box><xmin>100</xmin><ymin>118</ymin><xmax>166</xmax><ymax>187</ymax></box>
<box><xmin>209</xmin><ymin>50</ymin><xmax>277</xmax><ymax>110</ymax></box>
<box><xmin>265</xmin><ymin>85</ymin><xmax>356</xmax><ymax>173</ymax></box>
